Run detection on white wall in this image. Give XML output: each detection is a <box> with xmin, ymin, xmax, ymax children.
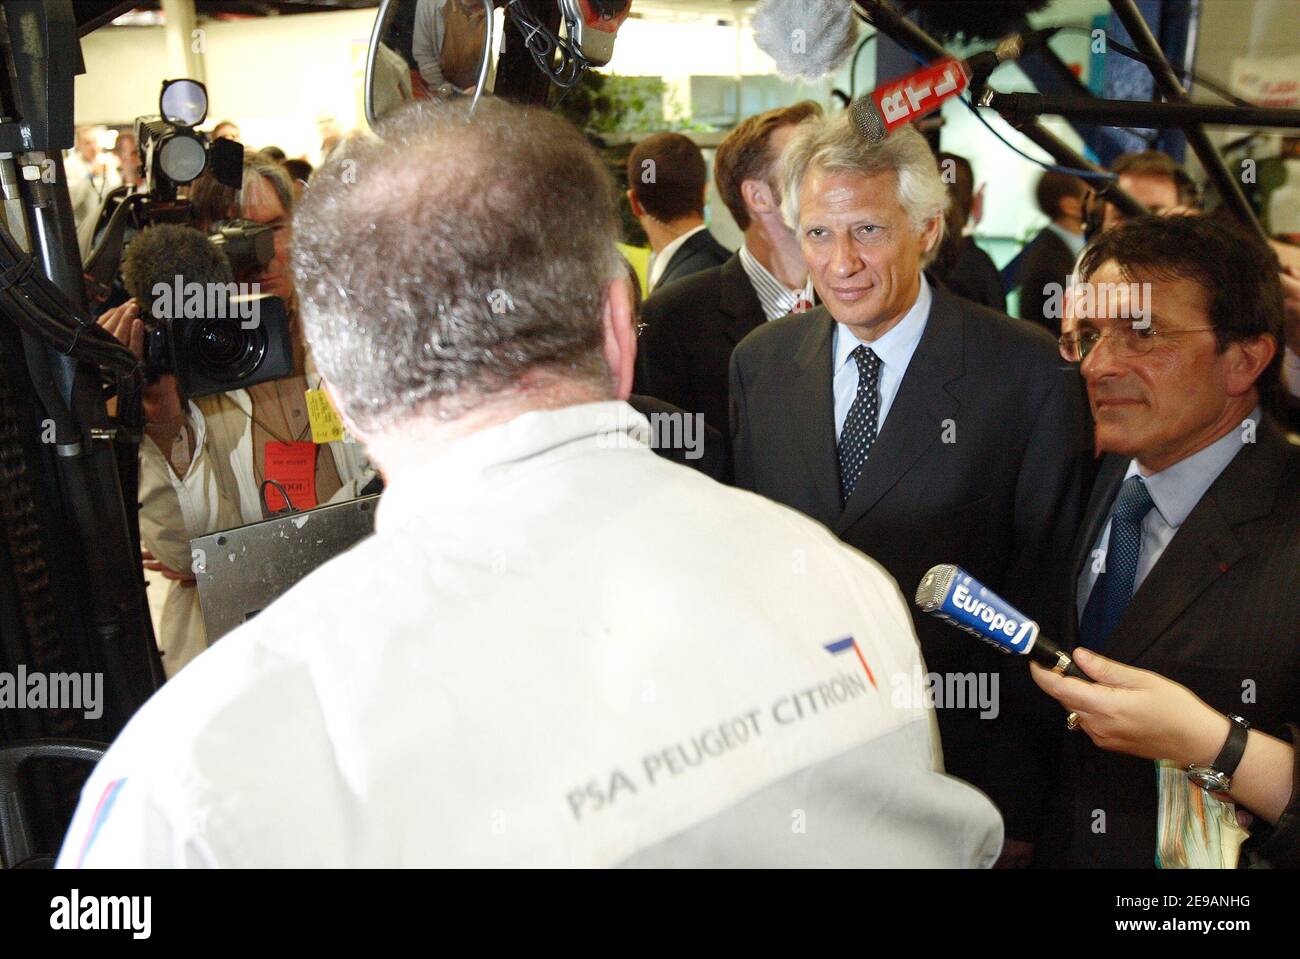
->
<box><xmin>76</xmin><ymin>9</ymin><xmax>378</xmax><ymax>161</ymax></box>
<box><xmin>1188</xmin><ymin>0</ymin><xmax>1300</xmax><ymax>176</ymax></box>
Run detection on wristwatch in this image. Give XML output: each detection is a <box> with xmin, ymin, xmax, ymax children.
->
<box><xmin>1187</xmin><ymin>714</ymin><xmax>1251</xmax><ymax>792</ymax></box>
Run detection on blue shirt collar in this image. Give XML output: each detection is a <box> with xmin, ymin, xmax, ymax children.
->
<box><xmin>833</xmin><ymin>274</ymin><xmax>932</xmax><ymax>373</ymax></box>
<box><xmin>1122</xmin><ymin>406</ymin><xmax>1260</xmax><ymax>529</ymax></box>
<box><xmin>1045</xmin><ymin>221</ymin><xmax>1086</xmax><ymax>258</ymax></box>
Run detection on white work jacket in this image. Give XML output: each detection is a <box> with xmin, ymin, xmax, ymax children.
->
<box><xmin>61</xmin><ymin>401</ymin><xmax>1002</xmax><ymax>867</ymax></box>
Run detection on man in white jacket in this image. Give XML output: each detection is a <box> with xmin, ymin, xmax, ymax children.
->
<box><xmin>60</xmin><ymin>99</ymin><xmax>1002</xmax><ymax>868</ymax></box>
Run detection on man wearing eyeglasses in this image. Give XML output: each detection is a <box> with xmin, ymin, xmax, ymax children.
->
<box><xmin>1043</xmin><ymin>214</ymin><xmax>1300</xmax><ymax>868</ymax></box>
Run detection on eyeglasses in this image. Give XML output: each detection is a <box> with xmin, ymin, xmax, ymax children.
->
<box><xmin>1058</xmin><ymin>325</ymin><xmax>1217</xmax><ymax>363</ymax></box>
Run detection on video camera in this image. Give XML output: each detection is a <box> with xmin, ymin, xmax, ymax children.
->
<box><xmin>208</xmin><ymin>218</ymin><xmax>277</xmax><ymax>276</ymax></box>
<box><xmin>133</xmin><ymin>78</ymin><xmax>244</xmax><ymax>213</ymax></box>
<box><xmin>89</xmin><ymin>79</ymin><xmax>295</xmax><ymax>399</ymax></box>
<box><xmin>140</xmin><ymin>274</ymin><xmax>294</xmax><ymax>400</ymax></box>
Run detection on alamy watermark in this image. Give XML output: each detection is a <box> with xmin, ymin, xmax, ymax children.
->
<box><xmin>0</xmin><ymin>665</ymin><xmax>102</xmax><ymax>719</ymax></box>
<box><xmin>889</xmin><ymin>665</ymin><xmax>1000</xmax><ymax>719</ymax></box>
<box><xmin>50</xmin><ymin>890</ymin><xmax>151</xmax><ymax>939</ymax></box>
<box><xmin>597</xmin><ymin>405</ymin><xmax>705</xmax><ymax>461</ymax></box>
<box><xmin>1042</xmin><ymin>280</ymin><xmax>1153</xmax><ymax>326</ymax></box>
<box><xmin>151</xmin><ymin>275</ymin><xmax>263</xmax><ymax>329</ymax></box>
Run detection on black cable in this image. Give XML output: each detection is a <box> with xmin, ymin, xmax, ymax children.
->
<box><xmin>0</xmin><ymin>219</ymin><xmax>141</xmax><ymax>387</ymax></box>
<box><xmin>506</xmin><ymin>0</ymin><xmax>592</xmax><ymax>89</ymax></box>
<box><xmin>260</xmin><ymin>478</ymin><xmax>296</xmax><ymax>516</ymax></box>
<box><xmin>848</xmin><ymin>31</ymin><xmax>879</xmax><ymax>100</ymax></box>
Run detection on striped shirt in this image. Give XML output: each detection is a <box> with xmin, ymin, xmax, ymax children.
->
<box><xmin>739</xmin><ymin>244</ymin><xmax>814</xmax><ymax>321</ymax></box>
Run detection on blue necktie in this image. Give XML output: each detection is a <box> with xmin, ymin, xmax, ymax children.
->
<box><xmin>837</xmin><ymin>346</ymin><xmax>882</xmax><ymax>504</ymax></box>
<box><xmin>1078</xmin><ymin>475</ymin><xmax>1155</xmax><ymax>650</ymax></box>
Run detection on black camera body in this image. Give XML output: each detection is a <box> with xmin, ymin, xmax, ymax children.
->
<box><xmin>143</xmin><ymin>289</ymin><xmax>294</xmax><ymax>400</ymax></box>
<box><xmin>208</xmin><ymin>219</ymin><xmax>276</xmax><ymax>276</ymax></box>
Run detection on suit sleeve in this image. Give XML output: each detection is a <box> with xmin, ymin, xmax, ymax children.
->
<box><xmin>728</xmin><ymin>347</ymin><xmax>755</xmax><ymax>491</ymax></box>
<box><xmin>1017</xmin><ymin>251</ymin><xmax>1064</xmax><ymax>334</ymax></box>
<box><xmin>634</xmin><ymin>296</ymin><xmax>690</xmax><ymax>411</ymax></box>
<box><xmin>1008</xmin><ymin>364</ymin><xmax>1090</xmax><ymax>626</ymax></box>
<box><xmin>989</xmin><ymin>364</ymin><xmax>1091</xmax><ymax>844</ymax></box>
<box><xmin>1017</xmin><ymin>264</ymin><xmax>1048</xmax><ymax>327</ymax></box>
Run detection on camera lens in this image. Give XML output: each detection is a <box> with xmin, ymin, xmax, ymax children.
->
<box><xmin>190</xmin><ymin>319</ymin><xmax>267</xmax><ymax>385</ymax></box>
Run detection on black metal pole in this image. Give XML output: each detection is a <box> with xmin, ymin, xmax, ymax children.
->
<box><xmin>853</xmin><ymin>0</ymin><xmax>1149</xmax><ymax>218</ymax></box>
<box><xmin>2</xmin><ymin>0</ymin><xmax>163</xmax><ymax>734</ymax></box>
<box><xmin>982</xmin><ymin>91</ymin><xmax>1300</xmax><ymax>130</ymax></box>
<box><xmin>18</xmin><ymin>153</ymin><xmax>165</xmax><ymax>710</ymax></box>
<box><xmin>1108</xmin><ymin>0</ymin><xmax>1265</xmax><ymax>239</ymax></box>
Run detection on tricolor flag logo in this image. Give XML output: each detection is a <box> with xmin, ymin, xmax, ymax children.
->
<box><xmin>823</xmin><ymin>636</ymin><xmax>877</xmax><ymax>689</ymax></box>
<box><xmin>75</xmin><ymin>777</ymin><xmax>126</xmax><ymax>868</ymax></box>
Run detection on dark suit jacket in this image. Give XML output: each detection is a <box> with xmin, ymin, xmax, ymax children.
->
<box><xmin>1042</xmin><ymin>417</ymin><xmax>1300</xmax><ymax>868</ymax></box>
<box><xmin>930</xmin><ymin>238</ymin><xmax>1007</xmax><ymax>313</ymax></box>
<box><xmin>1017</xmin><ymin>227</ymin><xmax>1076</xmax><ymax>337</ymax></box>
<box><xmin>628</xmin><ymin>394</ymin><xmax>727</xmax><ymax>482</ymax></box>
<box><xmin>635</xmin><ymin>252</ymin><xmax>765</xmax><ymax>439</ymax></box>
<box><xmin>730</xmin><ymin>286</ymin><xmax>1093</xmax><ymax>842</ymax></box>
<box><xmin>653</xmin><ymin>228</ymin><xmax>732</xmax><ymax>292</ymax></box>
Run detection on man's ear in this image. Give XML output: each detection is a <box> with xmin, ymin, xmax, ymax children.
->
<box><xmin>920</xmin><ymin>213</ymin><xmax>943</xmax><ymax>255</ymax></box>
<box><xmin>627</xmin><ymin>189</ymin><xmax>646</xmax><ymax>219</ymax></box>
<box><xmin>601</xmin><ymin>274</ymin><xmax>636</xmax><ymax>401</ymax></box>
<box><xmin>740</xmin><ymin>177</ymin><xmax>775</xmax><ymax>219</ymax></box>
<box><xmin>1225</xmin><ymin>332</ymin><xmax>1278</xmax><ymax>398</ymax></box>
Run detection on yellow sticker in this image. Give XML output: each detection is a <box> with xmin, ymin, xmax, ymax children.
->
<box><xmin>305</xmin><ymin>388</ymin><xmax>345</xmax><ymax>444</ymax></box>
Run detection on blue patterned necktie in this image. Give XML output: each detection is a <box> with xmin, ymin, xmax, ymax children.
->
<box><xmin>1078</xmin><ymin>475</ymin><xmax>1156</xmax><ymax>650</ymax></box>
<box><xmin>837</xmin><ymin>346</ymin><xmax>882</xmax><ymax>504</ymax></box>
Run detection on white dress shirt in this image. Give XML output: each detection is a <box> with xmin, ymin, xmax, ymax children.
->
<box><xmin>60</xmin><ymin>400</ymin><xmax>1001</xmax><ymax>867</ymax></box>
<box><xmin>833</xmin><ymin>275</ymin><xmax>932</xmax><ymax>439</ymax></box>
<box><xmin>648</xmin><ymin>224</ymin><xmax>707</xmax><ymax>291</ymax></box>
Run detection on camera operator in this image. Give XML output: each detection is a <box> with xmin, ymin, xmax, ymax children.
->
<box><xmin>96</xmin><ymin>155</ymin><xmax>375</xmax><ymax>677</ymax></box>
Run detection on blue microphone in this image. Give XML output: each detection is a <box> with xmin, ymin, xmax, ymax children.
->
<box><xmin>914</xmin><ymin>564</ymin><xmax>1090</xmax><ymax>680</ymax></box>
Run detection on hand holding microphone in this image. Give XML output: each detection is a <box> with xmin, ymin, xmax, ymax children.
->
<box><xmin>1029</xmin><ymin>648</ymin><xmax>1230</xmax><ymax>764</ymax></box>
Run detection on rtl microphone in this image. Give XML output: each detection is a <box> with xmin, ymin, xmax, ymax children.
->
<box><xmin>914</xmin><ymin>564</ymin><xmax>1090</xmax><ymax>680</ymax></box>
<box><xmin>850</xmin><ymin>57</ymin><xmax>969</xmax><ymax>143</ymax></box>
<box><xmin>847</xmin><ymin>26</ymin><xmax>1061</xmax><ymax>143</ymax></box>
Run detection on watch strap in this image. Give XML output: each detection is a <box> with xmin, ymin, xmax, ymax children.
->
<box><xmin>1211</xmin><ymin>714</ymin><xmax>1251</xmax><ymax>779</ymax></box>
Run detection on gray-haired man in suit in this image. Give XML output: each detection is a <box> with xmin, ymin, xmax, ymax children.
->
<box><xmin>730</xmin><ymin>113</ymin><xmax>1093</xmax><ymax>866</ymax></box>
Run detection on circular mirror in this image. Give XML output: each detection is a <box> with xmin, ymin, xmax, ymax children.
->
<box><xmin>365</xmin><ymin>0</ymin><xmax>498</xmax><ymax>132</ymax></box>
<box><xmin>160</xmin><ymin>78</ymin><xmax>209</xmax><ymax>128</ymax></box>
